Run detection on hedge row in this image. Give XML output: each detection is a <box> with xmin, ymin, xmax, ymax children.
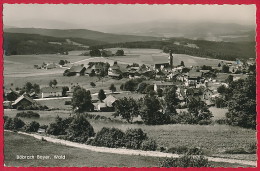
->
<box><xmin>89</xmin><ymin>127</ymin><xmax>157</xmax><ymax>151</ymax></box>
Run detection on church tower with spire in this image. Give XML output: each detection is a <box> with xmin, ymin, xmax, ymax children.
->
<box><xmin>169</xmin><ymin>50</ymin><xmax>173</xmax><ymax>69</ymax></box>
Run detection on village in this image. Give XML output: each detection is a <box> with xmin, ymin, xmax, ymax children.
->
<box><xmin>3</xmin><ymin>49</ymin><xmax>255</xmax><ymax>114</ymax></box>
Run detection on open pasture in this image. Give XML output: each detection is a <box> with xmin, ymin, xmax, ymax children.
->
<box><xmin>105</xmin><ymin>48</ymin><xmax>233</xmax><ymax>67</ymax></box>
<box><xmin>4</xmin><ymin>109</ymin><xmax>255</xmax><ymax>157</ymax></box>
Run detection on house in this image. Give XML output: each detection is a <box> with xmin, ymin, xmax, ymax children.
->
<box><xmin>108</xmin><ymin>62</ymin><xmax>129</xmax><ymax>79</ymax></box>
<box><xmin>187</xmin><ymin>70</ymin><xmax>203</xmax><ymax>87</ymax></box>
<box><xmin>155</xmin><ymin>70</ymin><xmax>168</xmax><ymax>79</ymax></box>
<box><xmin>141</xmin><ymin>55</ymin><xmax>170</xmax><ymax>70</ymax></box>
<box><xmin>12</xmin><ymin>94</ymin><xmax>37</xmax><ymax>109</ymax></box>
<box><xmin>203</xmin><ymin>88</ymin><xmax>214</xmax><ymax>100</ymax></box>
<box><xmin>64</xmin><ymin>65</ymin><xmax>86</xmax><ymax>76</ymax></box>
<box><xmin>41</xmin><ymin>86</ymin><xmax>63</xmax><ymax>98</ymax></box>
<box><xmin>153</xmin><ymin>81</ymin><xmax>175</xmax><ymax>92</ymax></box>
<box><xmin>103</xmin><ymin>95</ymin><xmax>117</xmax><ymax>107</ymax></box>
<box><xmin>44</xmin><ymin>63</ymin><xmax>57</xmax><ymax>70</ymax></box>
<box><xmin>93</xmin><ymin>95</ymin><xmax>117</xmax><ymax>111</ymax></box>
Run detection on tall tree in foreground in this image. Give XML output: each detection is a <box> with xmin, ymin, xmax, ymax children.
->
<box><xmin>71</xmin><ymin>87</ymin><xmax>93</xmax><ymax>112</ymax></box>
<box><xmin>113</xmin><ymin>97</ymin><xmax>139</xmax><ymax>123</ymax></box>
<box><xmin>226</xmin><ymin>74</ymin><xmax>256</xmax><ymax>129</ymax></box>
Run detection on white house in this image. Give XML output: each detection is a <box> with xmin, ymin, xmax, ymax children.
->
<box><xmin>41</xmin><ymin>86</ymin><xmax>63</xmax><ymax>98</ymax></box>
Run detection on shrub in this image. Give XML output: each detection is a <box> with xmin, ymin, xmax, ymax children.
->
<box><xmin>176</xmin><ymin>111</ymin><xmax>194</xmax><ymax>124</ymax></box>
<box><xmin>13</xmin><ymin>117</ymin><xmax>26</xmax><ymax>130</ymax></box>
<box><xmin>25</xmin><ymin>121</ymin><xmax>40</xmax><ymax>132</ymax></box>
<box><xmin>124</xmin><ymin>128</ymin><xmax>147</xmax><ymax>149</ymax></box>
<box><xmin>39</xmin><ymin>124</ymin><xmax>48</xmax><ymax>130</ymax></box>
<box><xmin>159</xmin><ymin>155</ymin><xmax>210</xmax><ymax>167</ymax></box>
<box><xmin>4</xmin><ymin>117</ymin><xmax>25</xmax><ymax>130</ymax></box>
<box><xmin>141</xmin><ymin>138</ymin><xmax>157</xmax><ymax>151</ymax></box>
<box><xmin>198</xmin><ymin>119</ymin><xmax>212</xmax><ymax>125</ymax></box>
<box><xmin>167</xmin><ymin>146</ymin><xmax>189</xmax><ymax>154</ymax></box>
<box><xmin>47</xmin><ymin>116</ymin><xmax>73</xmax><ymax>135</ymax></box>
<box><xmin>187</xmin><ymin>147</ymin><xmax>204</xmax><ymax>155</ymax></box>
<box><xmin>16</xmin><ymin>111</ymin><xmax>40</xmax><ymax>118</ymax></box>
<box><xmin>91</xmin><ymin>127</ymin><xmax>125</xmax><ymax>148</ymax></box>
<box><xmin>65</xmin><ymin>114</ymin><xmax>95</xmax><ymax>143</ymax></box>
<box><xmin>247</xmin><ymin>143</ymin><xmax>257</xmax><ymax>154</ymax></box>
<box><xmin>65</xmin><ymin>101</ymin><xmax>72</xmax><ymax>105</ymax></box>
<box><xmin>215</xmin><ymin>118</ymin><xmax>227</xmax><ymax>125</ymax></box>
<box><xmin>4</xmin><ymin>117</ymin><xmax>13</xmax><ymax>130</ymax></box>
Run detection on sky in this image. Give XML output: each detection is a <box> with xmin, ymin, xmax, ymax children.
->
<box><xmin>4</xmin><ymin>4</ymin><xmax>256</xmax><ymax>29</ymax></box>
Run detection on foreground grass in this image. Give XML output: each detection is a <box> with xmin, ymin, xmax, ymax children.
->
<box><xmin>4</xmin><ymin>109</ymin><xmax>256</xmax><ymax>159</ymax></box>
<box><xmin>4</xmin><ymin>132</ymin><xmax>253</xmax><ymax>167</ymax></box>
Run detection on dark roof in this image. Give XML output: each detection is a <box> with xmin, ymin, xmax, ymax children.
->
<box><xmin>110</xmin><ymin>63</ymin><xmax>129</xmax><ymax>73</ymax></box>
<box><xmin>188</xmin><ymin>71</ymin><xmax>202</xmax><ymax>78</ymax></box>
<box><xmin>69</xmin><ymin>65</ymin><xmax>86</xmax><ymax>73</ymax></box>
<box><xmin>41</xmin><ymin>86</ymin><xmax>63</xmax><ymax>93</ymax></box>
<box><xmin>12</xmin><ymin>95</ymin><xmax>35</xmax><ymax>106</ymax></box>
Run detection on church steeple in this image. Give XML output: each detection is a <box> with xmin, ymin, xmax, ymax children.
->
<box><xmin>169</xmin><ymin>50</ymin><xmax>173</xmax><ymax>69</ymax></box>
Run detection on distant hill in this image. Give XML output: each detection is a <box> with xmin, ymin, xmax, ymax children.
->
<box><xmin>91</xmin><ymin>37</ymin><xmax>256</xmax><ymax>61</ymax></box>
<box><xmin>95</xmin><ymin>21</ymin><xmax>255</xmax><ymax>42</ymax></box>
<box><xmin>4</xmin><ymin>27</ymin><xmax>162</xmax><ymax>43</ymax></box>
<box><xmin>4</xmin><ymin>32</ymin><xmax>106</xmax><ymax>55</ymax></box>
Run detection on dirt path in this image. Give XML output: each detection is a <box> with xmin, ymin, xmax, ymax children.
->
<box><xmin>6</xmin><ymin>130</ymin><xmax>256</xmax><ymax>167</ymax></box>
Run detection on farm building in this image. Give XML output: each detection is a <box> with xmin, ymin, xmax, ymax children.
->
<box><xmin>85</xmin><ymin>64</ymin><xmax>103</xmax><ymax>76</ymax></box>
<box><xmin>41</xmin><ymin>86</ymin><xmax>63</xmax><ymax>98</ymax></box>
<box><xmin>64</xmin><ymin>65</ymin><xmax>86</xmax><ymax>76</ymax></box>
<box><xmin>187</xmin><ymin>70</ymin><xmax>203</xmax><ymax>87</ymax></box>
<box><xmin>12</xmin><ymin>94</ymin><xmax>37</xmax><ymax>109</ymax></box>
<box><xmin>44</xmin><ymin>63</ymin><xmax>57</xmax><ymax>70</ymax></box>
<box><xmin>108</xmin><ymin>62</ymin><xmax>129</xmax><ymax>79</ymax></box>
<box><xmin>203</xmin><ymin>88</ymin><xmax>214</xmax><ymax>100</ymax></box>
<box><xmin>103</xmin><ymin>95</ymin><xmax>117</xmax><ymax>107</ymax></box>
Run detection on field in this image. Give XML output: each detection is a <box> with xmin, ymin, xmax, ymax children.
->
<box><xmin>4</xmin><ymin>131</ymin><xmax>253</xmax><ymax>167</ymax></box>
<box><xmin>4</xmin><ymin>109</ymin><xmax>256</xmax><ymax>160</ymax></box>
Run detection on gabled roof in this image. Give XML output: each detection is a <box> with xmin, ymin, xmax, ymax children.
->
<box><xmin>12</xmin><ymin>95</ymin><xmax>35</xmax><ymax>106</ymax></box>
<box><xmin>41</xmin><ymin>86</ymin><xmax>63</xmax><ymax>93</ymax></box>
<box><xmin>110</xmin><ymin>63</ymin><xmax>129</xmax><ymax>73</ymax></box>
<box><xmin>103</xmin><ymin>95</ymin><xmax>117</xmax><ymax>107</ymax></box>
<box><xmin>91</xmin><ymin>64</ymin><xmax>102</xmax><ymax>70</ymax></box>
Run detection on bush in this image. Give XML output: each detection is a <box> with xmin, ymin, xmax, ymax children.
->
<box><xmin>65</xmin><ymin>114</ymin><xmax>95</xmax><ymax>143</ymax></box>
<box><xmin>247</xmin><ymin>143</ymin><xmax>257</xmax><ymax>154</ymax></box>
<box><xmin>187</xmin><ymin>147</ymin><xmax>204</xmax><ymax>155</ymax></box>
<box><xmin>65</xmin><ymin>101</ymin><xmax>72</xmax><ymax>105</ymax></box>
<box><xmin>16</xmin><ymin>111</ymin><xmax>40</xmax><ymax>118</ymax></box>
<box><xmin>25</xmin><ymin>121</ymin><xmax>40</xmax><ymax>132</ymax></box>
<box><xmin>175</xmin><ymin>111</ymin><xmax>194</xmax><ymax>124</ymax></box>
<box><xmin>141</xmin><ymin>138</ymin><xmax>157</xmax><ymax>151</ymax></box>
<box><xmin>159</xmin><ymin>155</ymin><xmax>210</xmax><ymax>167</ymax></box>
<box><xmin>4</xmin><ymin>117</ymin><xmax>25</xmax><ymax>131</ymax></box>
<box><xmin>124</xmin><ymin>128</ymin><xmax>147</xmax><ymax>149</ymax></box>
<box><xmin>215</xmin><ymin>118</ymin><xmax>227</xmax><ymax>125</ymax></box>
<box><xmin>4</xmin><ymin>117</ymin><xmax>13</xmax><ymax>130</ymax></box>
<box><xmin>198</xmin><ymin>119</ymin><xmax>212</xmax><ymax>125</ymax></box>
<box><xmin>47</xmin><ymin>116</ymin><xmax>73</xmax><ymax>135</ymax></box>
<box><xmin>167</xmin><ymin>146</ymin><xmax>189</xmax><ymax>154</ymax></box>
<box><xmin>91</xmin><ymin>127</ymin><xmax>125</xmax><ymax>148</ymax></box>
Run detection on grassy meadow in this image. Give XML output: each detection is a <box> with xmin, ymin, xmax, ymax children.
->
<box><xmin>4</xmin><ymin>131</ymin><xmax>253</xmax><ymax>167</ymax></box>
<box><xmin>4</xmin><ymin>109</ymin><xmax>256</xmax><ymax>160</ymax></box>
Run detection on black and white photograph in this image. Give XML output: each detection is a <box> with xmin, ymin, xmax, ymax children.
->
<box><xmin>3</xmin><ymin>4</ymin><xmax>257</xmax><ymax>167</ymax></box>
